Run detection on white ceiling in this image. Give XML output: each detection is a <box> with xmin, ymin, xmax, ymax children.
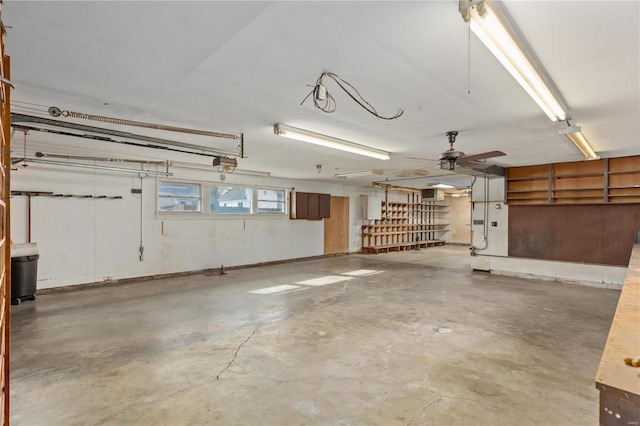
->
<box><xmin>3</xmin><ymin>1</ymin><xmax>639</xmax><ymax>188</ymax></box>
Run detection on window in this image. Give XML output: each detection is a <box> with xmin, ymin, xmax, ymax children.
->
<box><xmin>158</xmin><ymin>181</ymin><xmax>201</xmax><ymax>212</ymax></box>
<box><xmin>210</xmin><ymin>186</ymin><xmax>252</xmax><ymax>214</ymax></box>
<box><xmin>158</xmin><ymin>180</ymin><xmax>288</xmax><ymax>216</ymax></box>
<box><xmin>258</xmin><ymin>188</ymin><xmax>286</xmax><ymax>214</ymax></box>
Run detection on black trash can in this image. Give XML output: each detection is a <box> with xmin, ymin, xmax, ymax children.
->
<box><xmin>11</xmin><ymin>243</ymin><xmax>39</xmax><ymax>305</ymax></box>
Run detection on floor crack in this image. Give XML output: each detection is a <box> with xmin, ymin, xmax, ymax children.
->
<box><xmin>440</xmin><ymin>394</ymin><xmax>502</xmax><ymax>410</ymax></box>
<box><xmin>407</xmin><ymin>393</ymin><xmax>442</xmax><ymax>426</ymax></box>
<box><xmin>216</xmin><ymin>328</ymin><xmax>258</xmax><ymax>379</ymax></box>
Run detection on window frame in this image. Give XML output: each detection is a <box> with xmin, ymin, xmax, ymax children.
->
<box><xmin>157</xmin><ymin>180</ymin><xmax>203</xmax><ymax>214</ymax></box>
<box><xmin>156</xmin><ymin>178</ymin><xmax>288</xmax><ymax>217</ymax></box>
<box><xmin>209</xmin><ymin>184</ymin><xmax>254</xmax><ymax>215</ymax></box>
<box><xmin>257</xmin><ymin>188</ymin><xmax>287</xmax><ymax>215</ymax></box>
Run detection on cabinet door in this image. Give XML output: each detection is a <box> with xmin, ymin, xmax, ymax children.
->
<box><xmin>319</xmin><ymin>193</ymin><xmax>331</xmax><ymax>218</ymax></box>
<box><xmin>308</xmin><ymin>193</ymin><xmax>320</xmax><ymax>219</ymax></box>
<box><xmin>290</xmin><ymin>192</ymin><xmax>310</xmax><ymax>219</ymax></box>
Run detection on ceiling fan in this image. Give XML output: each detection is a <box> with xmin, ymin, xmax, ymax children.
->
<box><xmin>439</xmin><ymin>131</ymin><xmax>506</xmax><ymax>171</ymax></box>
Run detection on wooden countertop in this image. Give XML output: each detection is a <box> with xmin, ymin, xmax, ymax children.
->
<box><xmin>595</xmin><ymin>243</ymin><xmax>640</xmax><ymax>395</ymax></box>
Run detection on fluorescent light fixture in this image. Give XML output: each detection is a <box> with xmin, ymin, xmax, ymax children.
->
<box><xmin>464</xmin><ymin>1</ymin><xmax>568</xmax><ymax>121</ymax></box>
<box><xmin>558</xmin><ymin>123</ymin><xmax>598</xmax><ymax>160</ymax></box>
<box><xmin>335</xmin><ymin>169</ymin><xmax>384</xmax><ymax>179</ymax></box>
<box><xmin>430</xmin><ymin>183</ymin><xmax>455</xmax><ymax>189</ymax></box>
<box><xmin>234</xmin><ymin>169</ymin><xmax>272</xmax><ymax>177</ymax></box>
<box><xmin>564</xmin><ymin>131</ymin><xmax>599</xmax><ymax>160</ymax></box>
<box><xmin>274</xmin><ymin>124</ymin><xmax>391</xmax><ymax>160</ymax></box>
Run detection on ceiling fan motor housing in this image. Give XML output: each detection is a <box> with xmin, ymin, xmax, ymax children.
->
<box><xmin>439</xmin><ymin>150</ymin><xmax>465</xmax><ymax>161</ymax></box>
<box><xmin>439</xmin><ymin>149</ymin><xmax>465</xmax><ymax>170</ymax></box>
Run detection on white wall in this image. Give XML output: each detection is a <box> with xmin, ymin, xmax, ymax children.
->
<box><xmin>470</xmin><ymin>177</ymin><xmax>508</xmax><ymax>256</ymax></box>
<box><xmin>469</xmin><ymin>176</ymin><xmax>626</xmax><ymax>287</ymax></box>
<box><xmin>11</xmin><ymin>164</ymin><xmax>379</xmax><ymax>288</ymax></box>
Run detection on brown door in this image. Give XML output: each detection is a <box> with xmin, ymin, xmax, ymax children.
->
<box><xmin>324</xmin><ymin>196</ymin><xmax>349</xmax><ymax>255</ymax></box>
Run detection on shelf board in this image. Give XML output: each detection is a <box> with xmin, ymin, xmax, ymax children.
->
<box><xmin>607</xmin><ymin>169</ymin><xmax>640</xmax><ymax>175</ymax></box>
<box><xmin>507</xmin><ymin>189</ymin><xmax>549</xmax><ymax>194</ymax></box>
<box><xmin>552</xmin><ymin>194</ymin><xmax>605</xmax><ymax>199</ymax></box>
<box><xmin>553</xmin><ymin>172</ymin><xmax>603</xmax><ymax>179</ymax></box>
<box><xmin>362</xmin><ymin>231</ymin><xmax>408</xmax><ymax>236</ymax></box>
<box><xmin>507</xmin><ymin>196</ymin><xmax>548</xmax><ymax>201</ymax></box>
<box><xmin>608</xmin><ymin>185</ymin><xmax>640</xmax><ymax>189</ymax></box>
<box><xmin>607</xmin><ymin>193</ymin><xmax>640</xmax><ymax>198</ymax></box>
<box><xmin>552</xmin><ymin>187</ymin><xmax>603</xmax><ymax>192</ymax></box>
<box><xmin>506</xmin><ymin>176</ymin><xmax>548</xmax><ymax>182</ymax></box>
<box><xmin>364</xmin><ymin>224</ymin><xmax>449</xmax><ymax>229</ymax></box>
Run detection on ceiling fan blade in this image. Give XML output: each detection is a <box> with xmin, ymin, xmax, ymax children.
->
<box><xmin>458</xmin><ymin>150</ymin><xmax>506</xmax><ymax>163</ymax></box>
<box><xmin>406</xmin><ymin>156</ymin><xmax>440</xmax><ymax>162</ymax></box>
<box><xmin>461</xmin><ymin>161</ymin><xmax>493</xmax><ymax>169</ymax></box>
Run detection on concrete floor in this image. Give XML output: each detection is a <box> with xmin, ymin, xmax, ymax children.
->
<box><xmin>10</xmin><ymin>246</ymin><xmax>620</xmax><ymax>425</ymax></box>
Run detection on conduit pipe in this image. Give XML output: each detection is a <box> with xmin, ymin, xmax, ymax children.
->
<box><xmin>11</xmin><ymin>114</ymin><xmax>240</xmax><ymax>158</ymax></box>
<box><xmin>11</xmin><ymin>157</ymin><xmax>173</xmax><ymax>177</ymax></box>
<box><xmin>35</xmin><ymin>151</ymin><xmax>168</xmax><ymax>165</ymax></box>
<box><xmin>53</xmin><ymin>107</ymin><xmax>239</xmax><ymax>140</ymax></box>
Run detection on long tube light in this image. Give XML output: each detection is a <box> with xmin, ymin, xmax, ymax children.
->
<box><xmin>335</xmin><ymin>169</ymin><xmax>384</xmax><ymax>178</ymax></box>
<box><xmin>274</xmin><ymin>124</ymin><xmax>391</xmax><ymax>160</ymax></box>
<box><xmin>464</xmin><ymin>1</ymin><xmax>568</xmax><ymax>122</ymax></box>
<box><xmin>564</xmin><ymin>131</ymin><xmax>599</xmax><ymax>160</ymax></box>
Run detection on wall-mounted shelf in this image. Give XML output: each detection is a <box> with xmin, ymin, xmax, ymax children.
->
<box><xmin>362</xmin><ymin>198</ymin><xmax>448</xmax><ymax>254</ymax></box>
<box><xmin>506</xmin><ymin>156</ymin><xmax>640</xmax><ymax>205</ymax></box>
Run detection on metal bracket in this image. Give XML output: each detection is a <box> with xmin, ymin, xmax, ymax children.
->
<box><xmin>459</xmin><ymin>0</ymin><xmax>485</xmax><ymax>22</ymax></box>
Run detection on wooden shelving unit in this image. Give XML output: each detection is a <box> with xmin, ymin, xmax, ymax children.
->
<box><xmin>607</xmin><ymin>157</ymin><xmax>640</xmax><ymax>203</ymax></box>
<box><xmin>506</xmin><ymin>156</ymin><xmax>640</xmax><ymax>205</ymax></box>
<box><xmin>505</xmin><ymin>164</ymin><xmax>550</xmax><ymax>205</ymax></box>
<box><xmin>361</xmin><ymin>198</ymin><xmax>448</xmax><ymax>254</ymax></box>
<box><xmin>551</xmin><ymin>160</ymin><xmax>605</xmax><ymax>204</ymax></box>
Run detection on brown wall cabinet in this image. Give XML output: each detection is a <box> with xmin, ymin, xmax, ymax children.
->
<box><xmin>290</xmin><ymin>191</ymin><xmax>331</xmax><ymax>220</ymax></box>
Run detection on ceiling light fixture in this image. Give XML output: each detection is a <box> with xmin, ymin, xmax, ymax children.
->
<box><xmin>274</xmin><ymin>124</ymin><xmax>391</xmax><ymax>160</ymax></box>
<box><xmin>558</xmin><ymin>122</ymin><xmax>599</xmax><ymax>160</ymax></box>
<box><xmin>460</xmin><ymin>0</ymin><xmax>568</xmax><ymax>122</ymax></box>
<box><xmin>430</xmin><ymin>183</ymin><xmax>455</xmax><ymax>189</ymax></box>
<box><xmin>335</xmin><ymin>169</ymin><xmax>384</xmax><ymax>179</ymax></box>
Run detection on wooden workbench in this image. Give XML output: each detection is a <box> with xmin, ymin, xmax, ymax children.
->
<box><xmin>595</xmin><ymin>243</ymin><xmax>640</xmax><ymax>426</ymax></box>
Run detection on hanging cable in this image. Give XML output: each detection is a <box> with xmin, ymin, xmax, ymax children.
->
<box><xmin>301</xmin><ymin>72</ymin><xmax>403</xmax><ymax>121</ymax></box>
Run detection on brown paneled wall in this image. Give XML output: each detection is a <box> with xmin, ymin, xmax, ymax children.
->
<box><xmin>508</xmin><ymin>204</ymin><xmax>640</xmax><ymax>266</ymax></box>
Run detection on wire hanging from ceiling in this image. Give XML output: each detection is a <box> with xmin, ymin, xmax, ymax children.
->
<box><xmin>300</xmin><ymin>72</ymin><xmax>404</xmax><ymax>121</ymax></box>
